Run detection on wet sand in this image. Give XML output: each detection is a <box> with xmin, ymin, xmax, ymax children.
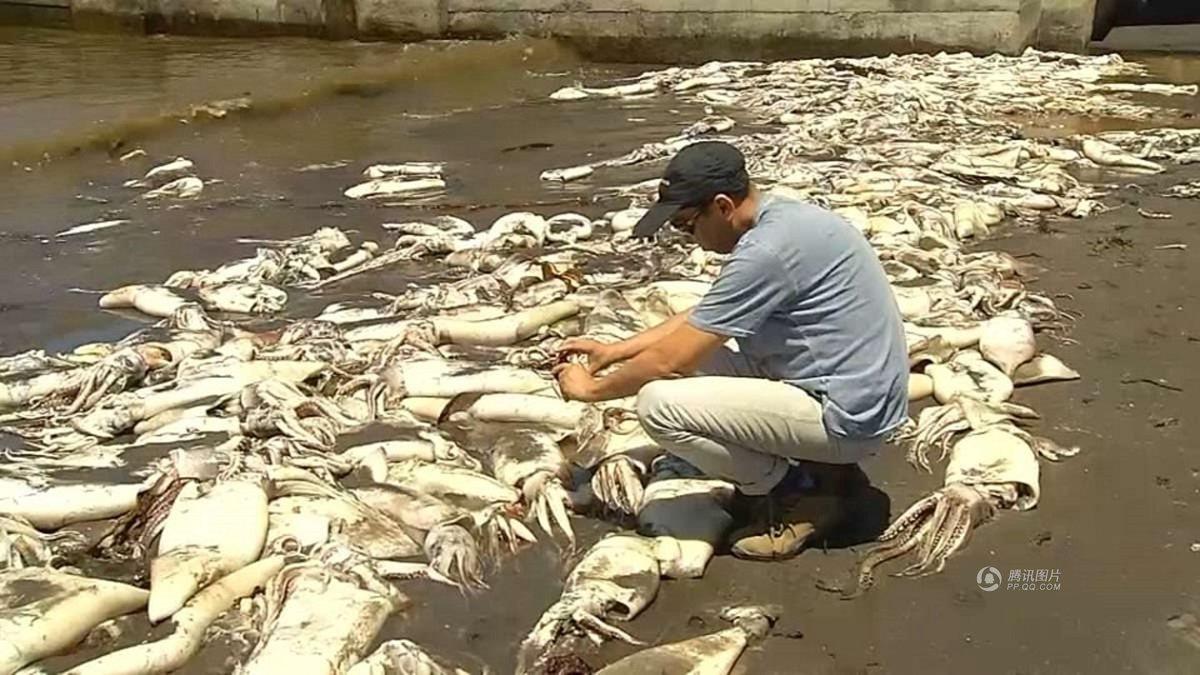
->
<box><xmin>2</xmin><ymin>27</ymin><xmax>1200</xmax><ymax>675</ymax></box>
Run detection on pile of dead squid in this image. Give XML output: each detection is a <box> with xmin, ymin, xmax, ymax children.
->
<box><xmin>2</xmin><ymin>47</ymin><xmax>1198</xmax><ymax>674</ymax></box>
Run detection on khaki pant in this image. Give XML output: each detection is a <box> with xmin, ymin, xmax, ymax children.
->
<box><xmin>636</xmin><ymin>347</ymin><xmax>881</xmax><ymax>496</ymax></box>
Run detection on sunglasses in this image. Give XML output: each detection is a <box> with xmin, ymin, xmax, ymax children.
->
<box><xmin>669</xmin><ymin>206</ymin><xmax>704</xmax><ymax>234</ymax></box>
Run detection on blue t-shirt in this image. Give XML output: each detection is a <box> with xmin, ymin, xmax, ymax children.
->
<box><xmin>689</xmin><ymin>194</ymin><xmax>909</xmax><ymax>440</ymax></box>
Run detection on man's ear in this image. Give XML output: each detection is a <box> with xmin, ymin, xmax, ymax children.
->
<box><xmin>714</xmin><ymin>194</ymin><xmax>735</xmax><ymax>216</ymax></box>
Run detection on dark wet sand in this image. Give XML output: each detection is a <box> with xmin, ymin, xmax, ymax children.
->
<box><xmin>3</xmin><ymin>28</ymin><xmax>1200</xmax><ymax>675</ymax></box>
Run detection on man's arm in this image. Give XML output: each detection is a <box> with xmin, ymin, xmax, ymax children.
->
<box><xmin>607</xmin><ymin>310</ymin><xmax>693</xmax><ymax>362</ymax></box>
<box><xmin>557</xmin><ymin>319</ymin><xmax>726</xmax><ymax>402</ymax></box>
<box><xmin>558</xmin><ymin>310</ymin><xmax>694</xmax><ymax>374</ymax></box>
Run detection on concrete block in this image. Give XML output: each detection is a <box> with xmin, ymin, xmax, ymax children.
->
<box><xmin>447</xmin><ymin>0</ymin><xmax>1023</xmax><ymax>13</ymax></box>
<box><xmin>1</xmin><ymin>1</ymin><xmax>72</xmax><ymax>28</ymax></box>
<box><xmin>1036</xmin><ymin>0</ymin><xmax>1096</xmax><ymax>51</ymax></box>
<box><xmin>356</xmin><ymin>0</ymin><xmax>445</xmax><ymax>37</ymax></box>
<box><xmin>71</xmin><ymin>0</ymin><xmax>146</xmax><ymax>18</ymax></box>
<box><xmin>71</xmin><ymin>0</ymin><xmax>148</xmax><ymax>30</ymax></box>
<box><xmin>447</xmin><ymin>7</ymin><xmax>1038</xmax><ymax>60</ymax></box>
<box><xmin>148</xmin><ymin>0</ymin><xmax>320</xmax><ymax>25</ymax></box>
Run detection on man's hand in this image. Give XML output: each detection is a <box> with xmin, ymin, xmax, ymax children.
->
<box><xmin>553</xmin><ymin>362</ymin><xmax>598</xmax><ymax>402</ymax></box>
<box><xmin>557</xmin><ymin>338</ymin><xmax>623</xmax><ymax>374</ymax></box>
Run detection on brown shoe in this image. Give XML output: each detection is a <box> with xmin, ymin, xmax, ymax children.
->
<box><xmin>728</xmin><ymin>462</ymin><xmax>856</xmax><ymax>561</ymax></box>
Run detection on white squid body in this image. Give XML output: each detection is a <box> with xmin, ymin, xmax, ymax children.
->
<box><xmin>488</xmin><ymin>429</ymin><xmax>565</xmax><ymax>492</ymax></box>
<box><xmin>1013</xmin><ymin>353</ymin><xmax>1081</xmax><ymax>386</ymax></box>
<box><xmin>241</xmin><ymin>567</ymin><xmax>396</xmax><ymax>675</ymax></box>
<box><xmin>347</xmin><ymin>640</ymin><xmax>470</xmax><ymax>675</ymax></box>
<box><xmin>594</xmin><ymin>607</ymin><xmax>775</xmax><ymax>675</ymax></box>
<box><xmin>0</xmin><ymin>479</ymin><xmax>143</xmax><ymax>530</ymax></box>
<box><xmin>978</xmin><ymin>315</ymin><xmax>1036</xmax><ymax>377</ymax></box>
<box><xmin>72</xmin><ymin>362</ymin><xmax>325</xmax><ymax>440</ymax></box>
<box><xmin>271</xmin><ymin>495</ymin><xmax>421</xmax><ymax>559</ymax></box>
<box><xmin>340</xmin><ymin>433</ymin><xmax>472</xmax><ymax>468</ymax></box>
<box><xmin>945</xmin><ymin>426</ymin><xmax>1041</xmax><ymax>510</ymax></box>
<box><xmin>364</xmin><ymin>162</ymin><xmax>444</xmax><ymax>179</ymax></box>
<box><xmin>131</xmin><ymin>404</ymin><xmax>214</xmax><ymax>436</ymax></box>
<box><xmin>135</xmin><ymin>414</ymin><xmax>240</xmax><ymax>445</ymax></box>
<box><xmin>386</xmin><ymin>462</ymin><xmax>519</xmax><ymax>507</ymax></box>
<box><xmin>344</xmin><ymin>177</ymin><xmax>445</xmax><ymax>199</ymax></box>
<box><xmin>518</xmin><ymin>533</ymin><xmax>671</xmax><ymax>673</ymax></box>
<box><xmin>197</xmin><ymin>282</ymin><xmax>288</xmax><ymax>314</ymax></box>
<box><xmin>176</xmin><ymin>358</ymin><xmax>326</xmax><ymax>385</ymax></box>
<box><xmin>148</xmin><ymin>479</ymin><xmax>268</xmax><ymax>622</ymax></box>
<box><xmin>561</xmin><ymin>533</ymin><xmax>661</xmax><ymax>616</ymax></box>
<box><xmin>623</xmin><ymin>280</ymin><xmax>711</xmax><ymax>324</ymax></box>
<box><xmin>1080</xmin><ymin>138</ymin><xmax>1163</xmax><ymax>174</ymax></box>
<box><xmin>388</xmin><ymin>360</ymin><xmax>554</xmax><ymax>399</ymax></box>
<box><xmin>952</xmin><ymin>200</ymin><xmax>1004</xmax><ymax>240</ymax></box>
<box><xmin>99</xmin><ymin>285</ymin><xmax>189</xmax><ymax>318</ymax></box>
<box><xmin>546</xmin><ymin>212</ymin><xmax>596</xmax><ymax>244</ymax></box>
<box><xmin>477</xmin><ymin>212</ymin><xmax>548</xmax><ymax>249</ymax></box>
<box><xmin>143</xmin><ymin>176</ymin><xmax>203</xmax><ymax>200</ymax></box>
<box><xmin>905</xmin><ymin>322</ymin><xmax>983</xmax><ymax>350</ymax></box>
<box><xmin>64</xmin><ymin>556</ymin><xmax>285</xmax><ymax>675</ymax></box>
<box><xmin>540</xmin><ymin>165</ymin><xmax>594</xmax><ymax>183</ymax></box>
<box><xmin>891</xmin><ymin>285</ymin><xmax>933</xmax><ymax>319</ymax></box>
<box><xmin>132</xmin><ymin>157</ymin><xmax>193</xmax><ymax>187</ymax></box>
<box><xmin>319</xmin><ymin>305</ymin><xmax>395</xmax><ymax>326</ymax></box>
<box><xmin>0</xmin><ymin>568</ymin><xmax>149</xmax><ymax>675</ymax></box>
<box><xmin>146</xmin><ymin>331</ymin><xmax>223</xmax><ymax>365</ymax></box>
<box><xmin>445</xmin><ymin>393</ymin><xmax>592</xmax><ymax>429</ymax></box>
<box><xmin>70</xmin><ymin>376</ymin><xmax>243</xmax><ymax>440</ymax></box>
<box><xmin>637</xmin><ymin>475</ymin><xmax>735</xmax><ymax>579</ymax></box>
<box><xmin>400</xmin><ymin>397</ymin><xmax>453</xmax><ymax>422</ymax></box>
<box><xmin>927</xmin><ymin>350</ymin><xmax>1014</xmax><ymax>404</ymax></box>
<box><xmin>324</xmin><ymin>242</ymin><xmax>379</xmax><ymax>275</ymax></box>
<box><xmin>580</xmin><ymin>290</ymin><xmax>648</xmax><ymax>345</ymax></box>
<box><xmin>908</xmin><ymin>373</ymin><xmax>934</xmax><ymax>401</ymax></box>
<box><xmin>512</xmin><ymin>278</ymin><xmax>571</xmax><ymax>309</ymax></box>
<box><xmin>575</xmin><ymin>421</ymin><xmax>661</xmax><ymax>516</ymax></box>
<box><xmin>608</xmin><ymin>208</ymin><xmax>647</xmax><ymax>233</ymax></box>
<box><xmin>0</xmin><ymin>368</ymin><xmax>87</xmax><ymax>408</ymax></box>
<box><xmin>382</xmin><ymin>215</ymin><xmax>472</xmax><ymax>237</ymax></box>
<box><xmin>430</xmin><ymin>300</ymin><xmax>580</xmax><ymax>346</ymax></box>
<box><xmin>264</xmin><ymin>510</ymin><xmax>333</xmax><ymax>552</ymax></box>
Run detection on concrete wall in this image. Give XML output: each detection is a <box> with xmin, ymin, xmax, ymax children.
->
<box><xmin>0</xmin><ymin>0</ymin><xmax>72</xmax><ymax>28</ymax></box>
<box><xmin>5</xmin><ymin>0</ymin><xmax>1108</xmax><ymax>60</ymax></box>
<box><xmin>445</xmin><ymin>0</ymin><xmax>1045</xmax><ymax>60</ymax></box>
<box><xmin>356</xmin><ymin>0</ymin><xmax>443</xmax><ymax>38</ymax></box>
<box><xmin>1037</xmin><ymin>0</ymin><xmax>1097</xmax><ymax>51</ymax></box>
<box><xmin>70</xmin><ymin>0</ymin><xmax>353</xmax><ymax>35</ymax></box>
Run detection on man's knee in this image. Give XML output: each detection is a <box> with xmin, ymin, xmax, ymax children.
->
<box><xmin>635</xmin><ymin>380</ymin><xmax>676</xmax><ymax>437</ymax></box>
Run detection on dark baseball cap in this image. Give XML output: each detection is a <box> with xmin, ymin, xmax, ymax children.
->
<box><xmin>631</xmin><ymin>141</ymin><xmax>750</xmax><ymax>238</ymax></box>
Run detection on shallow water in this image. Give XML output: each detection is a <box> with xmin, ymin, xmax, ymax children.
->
<box><xmin>0</xmin><ymin>27</ymin><xmax>710</xmax><ymax>356</ymax></box>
